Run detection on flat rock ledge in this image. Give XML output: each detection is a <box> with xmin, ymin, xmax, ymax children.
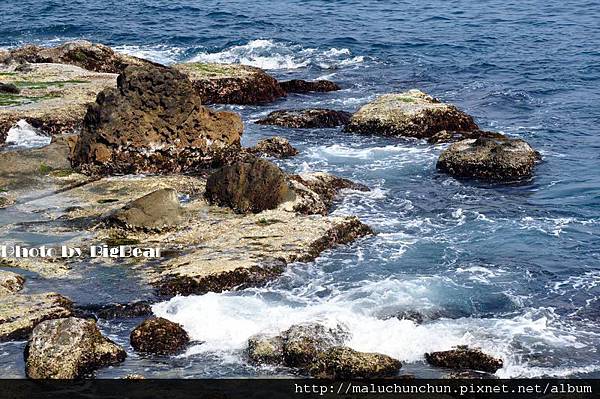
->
<box><xmin>344</xmin><ymin>89</ymin><xmax>479</xmax><ymax>141</ymax></box>
<box><xmin>25</xmin><ymin>317</ymin><xmax>126</xmax><ymax>379</ymax></box>
<box><xmin>256</xmin><ymin>109</ymin><xmax>352</xmax><ymax>129</ymax></box>
<box><xmin>425</xmin><ymin>346</ymin><xmax>503</xmax><ymax>374</ymax></box>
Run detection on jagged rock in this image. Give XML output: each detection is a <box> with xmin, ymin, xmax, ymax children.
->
<box><xmin>256</xmin><ymin>109</ymin><xmax>352</xmax><ymax>128</ymax></box>
<box><xmin>344</xmin><ymin>90</ymin><xmax>479</xmax><ymax>139</ymax></box>
<box><xmin>0</xmin><ymin>271</ymin><xmax>25</xmax><ymax>296</ymax></box>
<box><xmin>425</xmin><ymin>346</ymin><xmax>503</xmax><ymax>373</ymax></box>
<box><xmin>204</xmin><ymin>158</ymin><xmax>296</xmax><ymax>214</ymax></box>
<box><xmin>175</xmin><ymin>62</ymin><xmax>285</xmax><ymax>104</ymax></box>
<box><xmin>107</xmin><ymin>188</ymin><xmax>184</xmax><ymax>231</ymax></box>
<box><xmin>437</xmin><ymin>137</ymin><xmax>540</xmax><ymax>181</ymax></box>
<box><xmin>310</xmin><ymin>347</ymin><xmax>402</xmax><ymax>378</ymax></box>
<box><xmin>282</xmin><ymin>323</ymin><xmax>349</xmax><ymax>368</ymax></box>
<box><xmin>4</xmin><ymin>41</ymin><xmax>152</xmax><ymax>73</ymax></box>
<box><xmin>247</xmin><ymin>334</ymin><xmax>285</xmax><ymax>364</ymax></box>
<box><xmin>0</xmin><ymin>83</ymin><xmax>19</xmax><ymax>94</ymax></box>
<box><xmin>0</xmin><ymin>63</ymin><xmax>117</xmax><ymax>143</ymax></box>
<box><xmin>247</xmin><ymin>136</ymin><xmax>299</xmax><ymax>158</ymax></box>
<box><xmin>130</xmin><ymin>317</ymin><xmax>189</xmax><ymax>355</ymax></box>
<box><xmin>0</xmin><ymin>292</ymin><xmax>73</xmax><ymax>341</ymax></box>
<box><xmin>25</xmin><ymin>317</ymin><xmax>126</xmax><ymax>379</ymax></box>
<box><xmin>72</xmin><ymin>64</ymin><xmax>243</xmax><ymax>175</ymax></box>
<box><xmin>280</xmin><ymin>79</ymin><xmax>341</xmax><ymax>93</ymax></box>
<box><xmin>74</xmin><ymin>301</ymin><xmax>152</xmax><ymax>320</ymax></box>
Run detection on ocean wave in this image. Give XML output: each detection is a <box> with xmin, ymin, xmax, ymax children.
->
<box><xmin>113</xmin><ymin>44</ymin><xmax>187</xmax><ymax>65</ymax></box>
<box><xmin>4</xmin><ymin>120</ymin><xmax>51</xmax><ymax>149</ymax></box>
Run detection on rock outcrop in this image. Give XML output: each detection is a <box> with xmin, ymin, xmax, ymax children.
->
<box><xmin>175</xmin><ymin>63</ymin><xmax>285</xmax><ymax>104</ymax></box>
<box><xmin>282</xmin><ymin>323</ymin><xmax>348</xmax><ymax>368</ymax></box>
<box><xmin>247</xmin><ymin>334</ymin><xmax>285</xmax><ymax>364</ymax></box>
<box><xmin>130</xmin><ymin>317</ymin><xmax>189</xmax><ymax>355</ymax></box>
<box><xmin>437</xmin><ymin>137</ymin><xmax>540</xmax><ymax>181</ymax></box>
<box><xmin>204</xmin><ymin>158</ymin><xmax>296</xmax><ymax>214</ymax></box>
<box><xmin>25</xmin><ymin>317</ymin><xmax>126</xmax><ymax>379</ymax></box>
<box><xmin>425</xmin><ymin>346</ymin><xmax>503</xmax><ymax>373</ymax></box>
<box><xmin>310</xmin><ymin>347</ymin><xmax>402</xmax><ymax>378</ymax></box>
<box><xmin>0</xmin><ymin>270</ymin><xmax>25</xmax><ymax>296</ymax></box>
<box><xmin>247</xmin><ymin>137</ymin><xmax>299</xmax><ymax>158</ymax></box>
<box><xmin>107</xmin><ymin>188</ymin><xmax>184</xmax><ymax>231</ymax></box>
<box><xmin>279</xmin><ymin>79</ymin><xmax>341</xmax><ymax>93</ymax></box>
<box><xmin>4</xmin><ymin>41</ymin><xmax>152</xmax><ymax>73</ymax></box>
<box><xmin>256</xmin><ymin>109</ymin><xmax>352</xmax><ymax>129</ymax></box>
<box><xmin>344</xmin><ymin>90</ymin><xmax>479</xmax><ymax>140</ymax></box>
<box><xmin>72</xmin><ymin>64</ymin><xmax>243</xmax><ymax>175</ymax></box>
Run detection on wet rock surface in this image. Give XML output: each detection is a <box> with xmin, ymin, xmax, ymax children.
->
<box><xmin>437</xmin><ymin>137</ymin><xmax>541</xmax><ymax>181</ymax></box>
<box><xmin>175</xmin><ymin>62</ymin><xmax>285</xmax><ymax>104</ymax></box>
<box><xmin>25</xmin><ymin>317</ymin><xmax>126</xmax><ymax>379</ymax></box>
<box><xmin>4</xmin><ymin>41</ymin><xmax>152</xmax><ymax>73</ymax></box>
<box><xmin>247</xmin><ymin>136</ymin><xmax>299</xmax><ymax>158</ymax></box>
<box><xmin>74</xmin><ymin>301</ymin><xmax>152</xmax><ymax>320</ymax></box>
<box><xmin>282</xmin><ymin>323</ymin><xmax>349</xmax><ymax>368</ymax></box>
<box><xmin>204</xmin><ymin>158</ymin><xmax>296</xmax><ymax>214</ymax></box>
<box><xmin>72</xmin><ymin>64</ymin><xmax>243</xmax><ymax>175</ymax></box>
<box><xmin>345</xmin><ymin>89</ymin><xmax>478</xmax><ymax>139</ymax></box>
<box><xmin>291</xmin><ymin>172</ymin><xmax>369</xmax><ymax>212</ymax></box>
<box><xmin>130</xmin><ymin>317</ymin><xmax>189</xmax><ymax>355</ymax></box>
<box><xmin>425</xmin><ymin>346</ymin><xmax>503</xmax><ymax>373</ymax></box>
<box><xmin>0</xmin><ymin>270</ymin><xmax>25</xmax><ymax>296</ymax></box>
<box><xmin>256</xmin><ymin>109</ymin><xmax>352</xmax><ymax>128</ymax></box>
<box><xmin>310</xmin><ymin>346</ymin><xmax>402</xmax><ymax>378</ymax></box>
<box><xmin>247</xmin><ymin>334</ymin><xmax>285</xmax><ymax>364</ymax></box>
<box><xmin>280</xmin><ymin>79</ymin><xmax>341</xmax><ymax>93</ymax></box>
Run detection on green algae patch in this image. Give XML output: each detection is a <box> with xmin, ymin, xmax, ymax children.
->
<box><xmin>0</xmin><ymin>92</ymin><xmax>62</xmax><ymax>107</ymax></box>
<box><xmin>97</xmin><ymin>198</ymin><xmax>120</xmax><ymax>204</ymax></box>
<box><xmin>38</xmin><ymin>162</ymin><xmax>53</xmax><ymax>175</ymax></box>
<box><xmin>49</xmin><ymin>169</ymin><xmax>74</xmax><ymax>177</ymax></box>
<box><xmin>14</xmin><ymin>80</ymin><xmax>90</xmax><ymax>89</ymax></box>
<box><xmin>187</xmin><ymin>63</ymin><xmax>232</xmax><ymax>76</ymax></box>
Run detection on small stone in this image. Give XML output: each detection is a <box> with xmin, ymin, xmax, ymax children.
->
<box><xmin>256</xmin><ymin>109</ymin><xmax>352</xmax><ymax>128</ymax></box>
<box><xmin>0</xmin><ymin>83</ymin><xmax>19</xmax><ymax>94</ymax></box>
<box><xmin>247</xmin><ymin>137</ymin><xmax>299</xmax><ymax>158</ymax></box>
<box><xmin>310</xmin><ymin>346</ymin><xmax>402</xmax><ymax>378</ymax></box>
<box><xmin>25</xmin><ymin>317</ymin><xmax>126</xmax><ymax>379</ymax></box>
<box><xmin>280</xmin><ymin>79</ymin><xmax>341</xmax><ymax>93</ymax></box>
<box><xmin>425</xmin><ymin>346</ymin><xmax>503</xmax><ymax>373</ymax></box>
<box><xmin>130</xmin><ymin>317</ymin><xmax>189</xmax><ymax>355</ymax></box>
<box><xmin>108</xmin><ymin>188</ymin><xmax>184</xmax><ymax>231</ymax></box>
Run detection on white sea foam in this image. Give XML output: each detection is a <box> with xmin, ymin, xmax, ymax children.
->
<box><xmin>113</xmin><ymin>44</ymin><xmax>186</xmax><ymax>65</ymax></box>
<box><xmin>4</xmin><ymin>120</ymin><xmax>51</xmax><ymax>148</ymax></box>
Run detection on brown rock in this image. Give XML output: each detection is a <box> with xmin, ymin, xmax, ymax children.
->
<box><xmin>108</xmin><ymin>188</ymin><xmax>184</xmax><ymax>231</ymax></box>
<box><xmin>290</xmin><ymin>172</ymin><xmax>369</xmax><ymax>213</ymax></box>
<box><xmin>280</xmin><ymin>79</ymin><xmax>341</xmax><ymax>93</ymax></box>
<box><xmin>256</xmin><ymin>109</ymin><xmax>352</xmax><ymax>129</ymax></box>
<box><xmin>130</xmin><ymin>317</ymin><xmax>189</xmax><ymax>355</ymax></box>
<box><xmin>425</xmin><ymin>346</ymin><xmax>503</xmax><ymax>373</ymax></box>
<box><xmin>247</xmin><ymin>136</ymin><xmax>299</xmax><ymax>158</ymax></box>
<box><xmin>0</xmin><ymin>270</ymin><xmax>25</xmax><ymax>297</ymax></box>
<box><xmin>310</xmin><ymin>346</ymin><xmax>402</xmax><ymax>378</ymax></box>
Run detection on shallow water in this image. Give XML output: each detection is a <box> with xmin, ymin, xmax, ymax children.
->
<box><xmin>1</xmin><ymin>0</ymin><xmax>600</xmax><ymax>378</ymax></box>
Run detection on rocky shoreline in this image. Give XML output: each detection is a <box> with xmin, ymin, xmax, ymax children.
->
<box><xmin>0</xmin><ymin>41</ymin><xmax>531</xmax><ymax>379</ymax></box>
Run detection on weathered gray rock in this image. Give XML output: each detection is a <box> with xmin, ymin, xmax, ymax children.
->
<box><xmin>108</xmin><ymin>188</ymin><xmax>184</xmax><ymax>231</ymax></box>
<box><xmin>345</xmin><ymin>90</ymin><xmax>479</xmax><ymax>139</ymax></box>
<box><xmin>175</xmin><ymin>63</ymin><xmax>286</xmax><ymax>104</ymax></box>
<box><xmin>282</xmin><ymin>323</ymin><xmax>349</xmax><ymax>368</ymax></box>
<box><xmin>256</xmin><ymin>109</ymin><xmax>352</xmax><ymax>129</ymax></box>
<box><xmin>204</xmin><ymin>158</ymin><xmax>296</xmax><ymax>214</ymax></box>
<box><xmin>25</xmin><ymin>317</ymin><xmax>126</xmax><ymax>379</ymax></box>
<box><xmin>280</xmin><ymin>79</ymin><xmax>340</xmax><ymax>94</ymax></box>
<box><xmin>437</xmin><ymin>137</ymin><xmax>540</xmax><ymax>181</ymax></box>
<box><xmin>247</xmin><ymin>137</ymin><xmax>299</xmax><ymax>158</ymax></box>
<box><xmin>425</xmin><ymin>346</ymin><xmax>503</xmax><ymax>373</ymax></box>
<box><xmin>72</xmin><ymin>64</ymin><xmax>243</xmax><ymax>175</ymax></box>
<box><xmin>310</xmin><ymin>346</ymin><xmax>402</xmax><ymax>378</ymax></box>
<box><xmin>130</xmin><ymin>317</ymin><xmax>189</xmax><ymax>355</ymax></box>
<box><xmin>247</xmin><ymin>334</ymin><xmax>285</xmax><ymax>364</ymax></box>
<box><xmin>0</xmin><ymin>270</ymin><xmax>25</xmax><ymax>297</ymax></box>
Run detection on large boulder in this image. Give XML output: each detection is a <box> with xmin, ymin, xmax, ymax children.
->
<box><xmin>437</xmin><ymin>137</ymin><xmax>540</xmax><ymax>181</ymax></box>
<box><xmin>107</xmin><ymin>188</ymin><xmax>184</xmax><ymax>231</ymax></box>
<box><xmin>25</xmin><ymin>317</ymin><xmax>126</xmax><ymax>379</ymax></box>
<box><xmin>310</xmin><ymin>347</ymin><xmax>402</xmax><ymax>378</ymax></box>
<box><xmin>0</xmin><ymin>270</ymin><xmax>25</xmax><ymax>296</ymax></box>
<box><xmin>130</xmin><ymin>317</ymin><xmax>189</xmax><ymax>355</ymax></box>
<box><xmin>72</xmin><ymin>64</ymin><xmax>243</xmax><ymax>175</ymax></box>
<box><xmin>344</xmin><ymin>90</ymin><xmax>479</xmax><ymax>139</ymax></box>
<box><xmin>204</xmin><ymin>158</ymin><xmax>296</xmax><ymax>214</ymax></box>
<box><xmin>425</xmin><ymin>346</ymin><xmax>503</xmax><ymax>373</ymax></box>
<box><xmin>175</xmin><ymin>63</ymin><xmax>285</xmax><ymax>104</ymax></box>
<box><xmin>281</xmin><ymin>323</ymin><xmax>348</xmax><ymax>368</ymax></box>
<box><xmin>280</xmin><ymin>79</ymin><xmax>340</xmax><ymax>94</ymax></box>
<box><xmin>4</xmin><ymin>41</ymin><xmax>152</xmax><ymax>73</ymax></box>
<box><xmin>247</xmin><ymin>137</ymin><xmax>299</xmax><ymax>158</ymax></box>
<box><xmin>256</xmin><ymin>109</ymin><xmax>352</xmax><ymax>129</ymax></box>
<box><xmin>247</xmin><ymin>334</ymin><xmax>285</xmax><ymax>364</ymax></box>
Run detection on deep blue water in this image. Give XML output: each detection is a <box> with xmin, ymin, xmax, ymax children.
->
<box><xmin>1</xmin><ymin>0</ymin><xmax>600</xmax><ymax>378</ymax></box>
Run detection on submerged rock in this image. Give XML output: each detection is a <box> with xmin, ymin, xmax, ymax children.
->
<box><xmin>310</xmin><ymin>346</ymin><xmax>402</xmax><ymax>378</ymax></box>
<box><xmin>427</xmin><ymin>129</ymin><xmax>507</xmax><ymax>144</ymax></box>
<box><xmin>247</xmin><ymin>334</ymin><xmax>285</xmax><ymax>364</ymax></box>
<box><xmin>74</xmin><ymin>301</ymin><xmax>152</xmax><ymax>320</ymax></box>
<box><xmin>204</xmin><ymin>158</ymin><xmax>296</xmax><ymax>214</ymax></box>
<box><xmin>108</xmin><ymin>188</ymin><xmax>184</xmax><ymax>231</ymax></box>
<box><xmin>175</xmin><ymin>62</ymin><xmax>285</xmax><ymax>104</ymax></box>
<box><xmin>0</xmin><ymin>270</ymin><xmax>25</xmax><ymax>296</ymax></box>
<box><xmin>72</xmin><ymin>64</ymin><xmax>243</xmax><ymax>175</ymax></box>
<box><xmin>130</xmin><ymin>317</ymin><xmax>189</xmax><ymax>355</ymax></box>
<box><xmin>437</xmin><ymin>137</ymin><xmax>540</xmax><ymax>181</ymax></box>
<box><xmin>425</xmin><ymin>346</ymin><xmax>503</xmax><ymax>373</ymax></box>
<box><xmin>0</xmin><ymin>292</ymin><xmax>73</xmax><ymax>341</ymax></box>
<box><xmin>25</xmin><ymin>317</ymin><xmax>126</xmax><ymax>379</ymax></box>
<box><xmin>256</xmin><ymin>109</ymin><xmax>352</xmax><ymax>128</ymax></box>
<box><xmin>280</xmin><ymin>79</ymin><xmax>341</xmax><ymax>94</ymax></box>
<box><xmin>247</xmin><ymin>136</ymin><xmax>299</xmax><ymax>158</ymax></box>
<box><xmin>5</xmin><ymin>41</ymin><xmax>152</xmax><ymax>73</ymax></box>
<box><xmin>282</xmin><ymin>323</ymin><xmax>349</xmax><ymax>368</ymax></box>
<box><xmin>345</xmin><ymin>90</ymin><xmax>478</xmax><ymax>139</ymax></box>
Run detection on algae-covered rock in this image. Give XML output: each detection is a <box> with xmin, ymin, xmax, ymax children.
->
<box><xmin>345</xmin><ymin>90</ymin><xmax>478</xmax><ymax>139</ymax></box>
<box><xmin>175</xmin><ymin>62</ymin><xmax>285</xmax><ymax>104</ymax></box>
<box><xmin>310</xmin><ymin>346</ymin><xmax>402</xmax><ymax>378</ymax></box>
<box><xmin>73</xmin><ymin>64</ymin><xmax>243</xmax><ymax>175</ymax></box>
<box><xmin>130</xmin><ymin>317</ymin><xmax>189</xmax><ymax>355</ymax></box>
<box><xmin>425</xmin><ymin>346</ymin><xmax>503</xmax><ymax>373</ymax></box>
<box><xmin>437</xmin><ymin>137</ymin><xmax>540</xmax><ymax>181</ymax></box>
<box><xmin>256</xmin><ymin>109</ymin><xmax>352</xmax><ymax>129</ymax></box>
<box><xmin>280</xmin><ymin>79</ymin><xmax>340</xmax><ymax>94</ymax></box>
<box><xmin>247</xmin><ymin>136</ymin><xmax>299</xmax><ymax>158</ymax></box>
<box><xmin>247</xmin><ymin>334</ymin><xmax>285</xmax><ymax>364</ymax></box>
<box><xmin>108</xmin><ymin>188</ymin><xmax>184</xmax><ymax>231</ymax></box>
<box><xmin>0</xmin><ymin>270</ymin><xmax>25</xmax><ymax>297</ymax></box>
<box><xmin>25</xmin><ymin>317</ymin><xmax>126</xmax><ymax>379</ymax></box>
<box><xmin>282</xmin><ymin>323</ymin><xmax>348</xmax><ymax>368</ymax></box>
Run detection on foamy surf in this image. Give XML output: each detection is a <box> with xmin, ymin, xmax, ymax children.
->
<box><xmin>4</xmin><ymin>120</ymin><xmax>51</xmax><ymax>149</ymax></box>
